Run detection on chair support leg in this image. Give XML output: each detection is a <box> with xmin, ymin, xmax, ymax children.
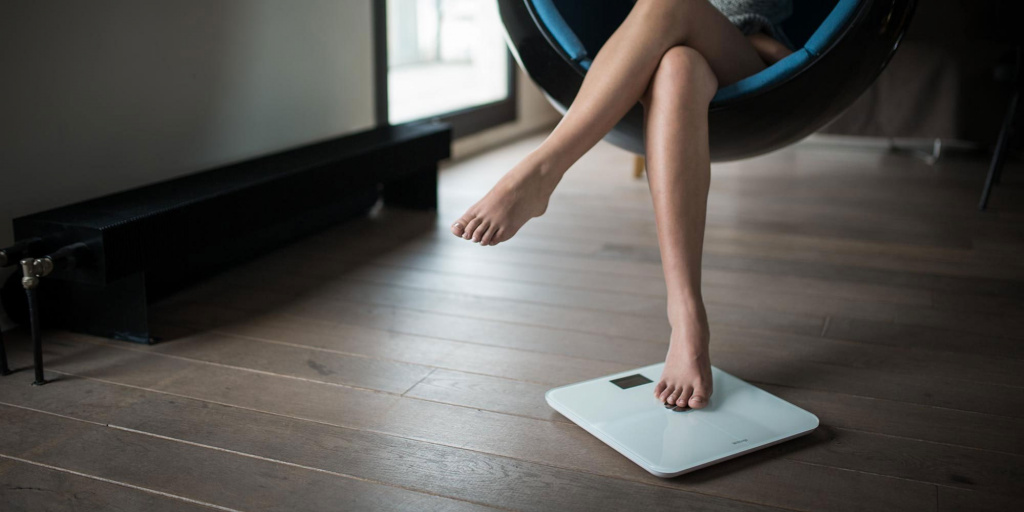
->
<box><xmin>980</xmin><ymin>89</ymin><xmax>1019</xmax><ymax>211</ymax></box>
<box><xmin>0</xmin><ymin>329</ymin><xmax>11</xmax><ymax>376</ymax></box>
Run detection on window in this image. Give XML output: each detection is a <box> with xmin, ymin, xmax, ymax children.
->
<box><xmin>375</xmin><ymin>0</ymin><xmax>517</xmax><ymax>137</ymax></box>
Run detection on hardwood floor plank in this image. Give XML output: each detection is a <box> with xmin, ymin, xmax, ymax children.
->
<box><xmin>0</xmin><ymin>404</ymin><xmax>495</xmax><ymax>512</ymax></box>
<box><xmin>3</xmin><ymin>335</ymin><xmax>940</xmax><ymax>512</ymax></box>
<box><xmin>261</xmin><ymin>278</ymin><xmax>826</xmax><ymax>341</ymax></box>
<box><xmin>193</xmin><ymin>220</ymin><xmax>1023</xmax><ymax>342</ymax></box>
<box><xmin>114</xmin><ymin>329</ymin><xmax>434</xmax><ymax>394</ymax></box>
<box><xmin>936</xmin><ymin>487</ymin><xmax>1021</xmax><ymax>512</ymax></box>
<box><xmin>153</xmin><ymin>298</ymin><xmax>667</xmax><ymax>367</ymax></box>
<box><xmin>785</xmin><ymin>427</ymin><xmax>1023</xmax><ymax>498</ymax></box>
<box><xmin>405</xmin><ymin>369</ymin><xmax>566</xmax><ymax>422</ymax></box>
<box><xmin>212</xmin><ymin>310</ymin><xmax>1024</xmax><ymax>389</ymax></box>
<box><xmin>363</xmin><ymin>245</ymin><xmax>935</xmax><ymax>306</ymax></box>
<box><xmin>712</xmin><ymin>326</ymin><xmax>1024</xmax><ymax>388</ymax></box>
<box><xmin>823</xmin><ymin>317</ymin><xmax>1024</xmax><ymax>360</ymax></box>
<box><xmin>0</xmin><ymin>458</ymin><xmax>215</xmax><ymax>512</ymax></box>
<box><xmin>207</xmin><ymin>313</ymin><xmax>627</xmax><ymax>386</ymax></box>
<box><xmin>146</xmin><ymin>297</ymin><xmax>1024</xmax><ymax>417</ymax></box>
<box><xmin>0</xmin><ymin>369</ymin><xmax>783</xmax><ymax>512</ymax></box>
<box><xmin>329</xmin><ymin>262</ymin><xmax>1024</xmax><ymax>340</ymax></box>
<box><xmin>150</xmin><ymin>295</ymin><xmax>1024</xmax><ymax>398</ymax></box>
<box><xmin>758</xmin><ymin>384</ymin><xmax>1024</xmax><ymax>455</ymax></box>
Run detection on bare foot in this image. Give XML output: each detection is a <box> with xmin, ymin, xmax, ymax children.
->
<box><xmin>450</xmin><ymin>153</ymin><xmax>561</xmax><ymax>246</ymax></box>
<box><xmin>654</xmin><ymin>305</ymin><xmax>713</xmax><ymax>410</ymax></box>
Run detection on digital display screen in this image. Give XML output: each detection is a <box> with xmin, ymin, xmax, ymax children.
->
<box><xmin>610</xmin><ymin>374</ymin><xmax>652</xmax><ymax>390</ymax></box>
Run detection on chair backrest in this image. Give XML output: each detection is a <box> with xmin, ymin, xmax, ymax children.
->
<box><xmin>782</xmin><ymin>0</ymin><xmax>841</xmax><ymax>48</ymax></box>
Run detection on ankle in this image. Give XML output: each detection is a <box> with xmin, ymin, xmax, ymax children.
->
<box><xmin>667</xmin><ymin>294</ymin><xmax>707</xmax><ymax>327</ymax></box>
<box><xmin>525</xmin><ymin>149</ymin><xmax>567</xmax><ymax>181</ymax></box>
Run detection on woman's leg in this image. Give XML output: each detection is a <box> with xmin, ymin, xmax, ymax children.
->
<box><xmin>641</xmin><ymin>46</ymin><xmax>718</xmax><ymax>409</ymax></box>
<box><xmin>451</xmin><ymin>0</ymin><xmax>765</xmax><ymax>245</ymax></box>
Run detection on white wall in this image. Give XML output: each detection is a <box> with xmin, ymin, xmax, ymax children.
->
<box><xmin>0</xmin><ymin>0</ymin><xmax>558</xmax><ymax>326</ymax></box>
<box><xmin>0</xmin><ymin>0</ymin><xmax>375</xmax><ymax>325</ymax></box>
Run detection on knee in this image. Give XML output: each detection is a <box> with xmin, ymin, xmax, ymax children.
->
<box><xmin>644</xmin><ymin>46</ymin><xmax>718</xmax><ymax>107</ymax></box>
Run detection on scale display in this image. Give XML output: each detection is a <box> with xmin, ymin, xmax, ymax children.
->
<box><xmin>546</xmin><ymin>363</ymin><xmax>819</xmax><ymax>477</ymax></box>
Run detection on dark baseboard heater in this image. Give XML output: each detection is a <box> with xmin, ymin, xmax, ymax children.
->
<box><xmin>2</xmin><ymin>121</ymin><xmax>451</xmax><ymax>343</ymax></box>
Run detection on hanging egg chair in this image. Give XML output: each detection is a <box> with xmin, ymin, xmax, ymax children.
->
<box><xmin>497</xmin><ymin>0</ymin><xmax>917</xmax><ymax>161</ymax></box>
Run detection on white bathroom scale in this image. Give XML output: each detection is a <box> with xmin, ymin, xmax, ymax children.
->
<box><xmin>546</xmin><ymin>363</ymin><xmax>819</xmax><ymax>478</ymax></box>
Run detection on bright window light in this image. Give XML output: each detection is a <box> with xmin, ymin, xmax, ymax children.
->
<box><xmin>386</xmin><ymin>0</ymin><xmax>509</xmax><ymax>124</ymax></box>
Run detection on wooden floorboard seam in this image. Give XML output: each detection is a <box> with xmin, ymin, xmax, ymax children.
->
<box><xmin>209</xmin><ymin>330</ymin><xmax>585</xmax><ymax>387</ymax></box>
<box><xmin>0</xmin><ymin>401</ymin><xmax>518</xmax><ymax>512</ymax></box>
<box><xmin>0</xmin><ymin>453</ymin><xmax>239</xmax><ymax>512</ymax></box>
<box><xmin>401</xmin><ymin>367</ymin><xmax>438</xmax><ymax>396</ymax></box>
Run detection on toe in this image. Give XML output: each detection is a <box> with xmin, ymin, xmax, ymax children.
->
<box><xmin>480</xmin><ymin>224</ymin><xmax>499</xmax><ymax>246</ymax></box>
<box><xmin>689</xmin><ymin>385</ymin><xmax>711</xmax><ymax>409</ymax></box>
<box><xmin>471</xmin><ymin>221</ymin><xmax>490</xmax><ymax>243</ymax></box>
<box><xmin>665</xmin><ymin>388</ymin><xmax>680</xmax><ymax>406</ymax></box>
<box><xmin>492</xmin><ymin>228</ymin><xmax>507</xmax><ymax>245</ymax></box>
<box><xmin>659</xmin><ymin>386</ymin><xmax>673</xmax><ymax>403</ymax></box>
<box><xmin>462</xmin><ymin>217</ymin><xmax>483</xmax><ymax>240</ymax></box>
<box><xmin>654</xmin><ymin>381</ymin><xmax>667</xmax><ymax>398</ymax></box>
<box><xmin>688</xmin><ymin>395</ymin><xmax>708</xmax><ymax>409</ymax></box>
<box><xmin>451</xmin><ymin>215</ymin><xmax>472</xmax><ymax>237</ymax></box>
<box><xmin>676</xmin><ymin>386</ymin><xmax>693</xmax><ymax>408</ymax></box>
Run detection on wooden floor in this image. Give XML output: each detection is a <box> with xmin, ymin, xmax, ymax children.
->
<box><xmin>1</xmin><ymin>133</ymin><xmax>1022</xmax><ymax>511</ymax></box>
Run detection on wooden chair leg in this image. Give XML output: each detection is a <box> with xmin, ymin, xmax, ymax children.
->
<box><xmin>633</xmin><ymin>155</ymin><xmax>645</xmax><ymax>179</ymax></box>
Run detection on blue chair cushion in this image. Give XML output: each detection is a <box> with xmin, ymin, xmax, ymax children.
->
<box><xmin>529</xmin><ymin>0</ymin><xmax>862</xmax><ymax>103</ymax></box>
<box><xmin>713</xmin><ymin>48</ymin><xmax>811</xmax><ymax>102</ymax></box>
<box><xmin>531</xmin><ymin>0</ymin><xmax>588</xmax><ymax>66</ymax></box>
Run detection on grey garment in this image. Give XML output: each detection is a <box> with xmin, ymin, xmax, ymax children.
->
<box><xmin>710</xmin><ymin>0</ymin><xmax>795</xmax><ymax>48</ymax></box>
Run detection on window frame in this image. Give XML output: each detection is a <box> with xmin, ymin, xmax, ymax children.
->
<box><xmin>373</xmin><ymin>0</ymin><xmax>518</xmax><ymax>138</ymax></box>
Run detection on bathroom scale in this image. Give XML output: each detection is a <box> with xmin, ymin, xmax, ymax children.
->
<box><xmin>546</xmin><ymin>363</ymin><xmax>819</xmax><ymax>478</ymax></box>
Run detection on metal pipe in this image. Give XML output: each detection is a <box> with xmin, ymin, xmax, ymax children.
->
<box><xmin>0</xmin><ymin>238</ymin><xmax>42</xmax><ymax>268</ymax></box>
<box><xmin>21</xmin><ymin>259</ymin><xmax>46</xmax><ymax>385</ymax></box>
<box><xmin>15</xmin><ymin>243</ymin><xmax>89</xmax><ymax>385</ymax></box>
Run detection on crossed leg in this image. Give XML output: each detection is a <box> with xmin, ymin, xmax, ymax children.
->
<box><xmin>450</xmin><ymin>0</ymin><xmax>764</xmax><ymax>245</ymax></box>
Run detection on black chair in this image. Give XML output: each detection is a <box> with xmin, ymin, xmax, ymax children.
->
<box><xmin>498</xmin><ymin>0</ymin><xmax>917</xmax><ymax>161</ymax></box>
